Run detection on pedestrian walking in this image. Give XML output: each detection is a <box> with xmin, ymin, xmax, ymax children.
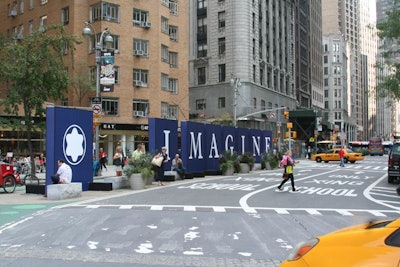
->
<box><xmin>99</xmin><ymin>147</ymin><xmax>107</xmax><ymax>171</ymax></box>
<box><xmin>277</xmin><ymin>150</ymin><xmax>297</xmax><ymax>192</ymax></box>
<box><xmin>339</xmin><ymin>146</ymin><xmax>345</xmax><ymax>167</ymax></box>
<box><xmin>306</xmin><ymin>146</ymin><xmax>312</xmax><ymax>159</ymax></box>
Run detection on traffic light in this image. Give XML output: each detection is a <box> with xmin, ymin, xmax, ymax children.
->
<box><xmin>285</xmin><ymin>132</ymin><xmax>289</xmax><ymax>138</ymax></box>
<box><xmin>277</xmin><ymin>130</ymin><xmax>281</xmax><ymax>135</ymax></box>
<box><xmin>283</xmin><ymin>111</ymin><xmax>289</xmax><ymax>120</ymax></box>
<box><xmin>292</xmin><ymin>131</ymin><xmax>297</xmax><ymax>139</ymax></box>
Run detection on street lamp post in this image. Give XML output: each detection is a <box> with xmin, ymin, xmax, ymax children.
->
<box><xmin>82</xmin><ymin>22</ymin><xmax>113</xmax><ymax>163</ymax></box>
<box><xmin>230</xmin><ymin>75</ymin><xmax>241</xmax><ymax>127</ymax></box>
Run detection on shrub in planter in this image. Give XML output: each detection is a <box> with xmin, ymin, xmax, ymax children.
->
<box><xmin>219</xmin><ymin>151</ymin><xmax>241</xmax><ymax>174</ymax></box>
<box><xmin>123</xmin><ymin>152</ymin><xmax>153</xmax><ymax>184</ymax></box>
<box><xmin>238</xmin><ymin>152</ymin><xmax>255</xmax><ymax>171</ymax></box>
<box><xmin>261</xmin><ymin>152</ymin><xmax>279</xmax><ymax>170</ymax></box>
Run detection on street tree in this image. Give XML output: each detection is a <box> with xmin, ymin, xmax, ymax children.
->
<box><xmin>0</xmin><ymin>25</ymin><xmax>80</xmax><ymax>174</ymax></box>
<box><xmin>376</xmin><ymin>0</ymin><xmax>400</xmax><ymax>100</ymax></box>
<box><xmin>70</xmin><ymin>64</ymin><xmax>95</xmax><ymax>106</ymax></box>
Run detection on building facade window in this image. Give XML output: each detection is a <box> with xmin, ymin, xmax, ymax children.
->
<box><xmin>161</xmin><ymin>73</ymin><xmax>169</xmax><ymax>90</ymax></box>
<box><xmin>113</xmin><ymin>67</ymin><xmax>119</xmax><ymax>84</ymax></box>
<box><xmin>197</xmin><ymin>67</ymin><xmax>206</xmax><ymax>85</ymax></box>
<box><xmin>197</xmin><ymin>18</ymin><xmax>207</xmax><ymax>35</ymax></box>
<box><xmin>161</xmin><ymin>16</ymin><xmax>169</xmax><ymax>34</ymax></box>
<box><xmin>61</xmin><ymin>6</ymin><xmax>69</xmax><ymax>25</ymax></box>
<box><xmin>134</xmin><ymin>39</ymin><xmax>149</xmax><ymax>56</ymax></box>
<box><xmin>169</xmin><ymin>0</ymin><xmax>178</xmax><ymax>15</ymax></box>
<box><xmin>218</xmin><ymin>11</ymin><xmax>225</xmax><ymax>28</ymax></box>
<box><xmin>196</xmin><ymin>99</ymin><xmax>206</xmax><ymax>110</ymax></box>
<box><xmin>169</xmin><ymin>25</ymin><xmax>178</xmax><ymax>41</ymax></box>
<box><xmin>169</xmin><ymin>78</ymin><xmax>178</xmax><ymax>94</ymax></box>
<box><xmin>218</xmin><ymin>97</ymin><xmax>225</xmax><ymax>108</ymax></box>
<box><xmin>197</xmin><ymin>41</ymin><xmax>207</xmax><ymax>58</ymax></box>
<box><xmin>218</xmin><ymin>37</ymin><xmax>225</xmax><ymax>56</ymax></box>
<box><xmin>167</xmin><ymin>105</ymin><xmax>178</xmax><ymax>119</ymax></box>
<box><xmin>218</xmin><ymin>64</ymin><xmax>226</xmax><ymax>82</ymax></box>
<box><xmin>161</xmin><ymin>45</ymin><xmax>169</xmax><ymax>62</ymax></box>
<box><xmin>91</xmin><ymin>2</ymin><xmax>120</xmax><ymax>23</ymax></box>
<box><xmin>102</xmin><ymin>98</ymin><xmax>119</xmax><ymax>115</ymax></box>
<box><xmin>133</xmin><ymin>9</ymin><xmax>149</xmax><ymax>26</ymax></box>
<box><xmin>132</xmin><ymin>99</ymin><xmax>149</xmax><ymax>117</ymax></box>
<box><xmin>197</xmin><ymin>0</ymin><xmax>207</xmax><ymax>9</ymax></box>
<box><xmin>20</xmin><ymin>0</ymin><xmax>24</xmax><ymax>13</ymax></box>
<box><xmin>29</xmin><ymin>20</ymin><xmax>33</xmax><ymax>33</ymax></box>
<box><xmin>133</xmin><ymin>69</ymin><xmax>149</xmax><ymax>87</ymax></box>
<box><xmin>169</xmin><ymin>52</ymin><xmax>178</xmax><ymax>68</ymax></box>
<box><xmin>39</xmin><ymin>15</ymin><xmax>47</xmax><ymax>31</ymax></box>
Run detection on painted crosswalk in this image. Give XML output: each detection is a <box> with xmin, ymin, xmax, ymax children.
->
<box><xmin>59</xmin><ymin>204</ymin><xmax>400</xmax><ymax>218</ymax></box>
<box><xmin>299</xmin><ymin>162</ymin><xmax>388</xmax><ymax>171</ymax></box>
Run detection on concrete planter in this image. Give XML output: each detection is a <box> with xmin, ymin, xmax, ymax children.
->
<box><xmin>222</xmin><ymin>164</ymin><xmax>234</xmax><ymax>176</ymax></box>
<box><xmin>239</xmin><ymin>163</ymin><xmax>250</xmax><ymax>173</ymax></box>
<box><xmin>128</xmin><ymin>173</ymin><xmax>145</xmax><ymax>190</ymax></box>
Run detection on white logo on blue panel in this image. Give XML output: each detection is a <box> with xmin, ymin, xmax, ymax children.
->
<box><xmin>63</xmin><ymin>124</ymin><xmax>86</xmax><ymax>166</ymax></box>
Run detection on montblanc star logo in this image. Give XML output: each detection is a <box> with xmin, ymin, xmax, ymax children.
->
<box><xmin>63</xmin><ymin>124</ymin><xmax>87</xmax><ymax>166</ymax></box>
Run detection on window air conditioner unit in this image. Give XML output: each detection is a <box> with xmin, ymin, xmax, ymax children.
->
<box><xmin>16</xmin><ymin>34</ymin><xmax>23</xmax><ymax>40</ymax></box>
<box><xmin>133</xmin><ymin>111</ymin><xmax>145</xmax><ymax>117</ymax></box>
<box><xmin>134</xmin><ymin>50</ymin><xmax>144</xmax><ymax>56</ymax></box>
<box><xmin>9</xmin><ymin>10</ymin><xmax>17</xmax><ymax>16</ymax></box>
<box><xmin>142</xmin><ymin>22</ymin><xmax>152</xmax><ymax>28</ymax></box>
<box><xmin>134</xmin><ymin>81</ymin><xmax>143</xmax><ymax>87</ymax></box>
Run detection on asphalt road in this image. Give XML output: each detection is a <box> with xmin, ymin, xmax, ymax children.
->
<box><xmin>0</xmin><ymin>156</ymin><xmax>398</xmax><ymax>267</ymax></box>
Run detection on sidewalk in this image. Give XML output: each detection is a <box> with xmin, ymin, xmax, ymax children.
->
<box><xmin>0</xmin><ymin>165</ymin><xmax>135</xmax><ymax>205</ymax></box>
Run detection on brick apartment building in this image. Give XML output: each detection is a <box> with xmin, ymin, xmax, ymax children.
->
<box><xmin>0</xmin><ymin>0</ymin><xmax>189</xmax><ymax>159</ymax></box>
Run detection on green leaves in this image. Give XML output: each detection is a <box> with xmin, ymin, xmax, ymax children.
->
<box><xmin>0</xmin><ymin>25</ymin><xmax>80</xmax><ymax>172</ymax></box>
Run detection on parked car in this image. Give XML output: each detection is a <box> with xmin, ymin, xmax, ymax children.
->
<box><xmin>388</xmin><ymin>142</ymin><xmax>400</xmax><ymax>183</ymax></box>
<box><xmin>280</xmin><ymin>218</ymin><xmax>400</xmax><ymax>267</ymax></box>
<box><xmin>311</xmin><ymin>148</ymin><xmax>364</xmax><ymax>163</ymax></box>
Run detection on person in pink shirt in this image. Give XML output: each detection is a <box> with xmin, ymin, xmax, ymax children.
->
<box><xmin>277</xmin><ymin>150</ymin><xmax>297</xmax><ymax>192</ymax></box>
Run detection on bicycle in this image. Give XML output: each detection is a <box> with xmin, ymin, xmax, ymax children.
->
<box><xmin>14</xmin><ymin>162</ymin><xmax>40</xmax><ymax>186</ymax></box>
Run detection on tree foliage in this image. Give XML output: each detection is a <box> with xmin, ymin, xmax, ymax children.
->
<box><xmin>70</xmin><ymin>64</ymin><xmax>95</xmax><ymax>106</ymax></box>
<box><xmin>0</xmin><ymin>25</ymin><xmax>80</xmax><ymax>174</ymax></box>
<box><xmin>376</xmin><ymin>0</ymin><xmax>400</xmax><ymax>99</ymax></box>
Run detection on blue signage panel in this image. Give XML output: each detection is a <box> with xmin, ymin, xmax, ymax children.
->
<box><xmin>204</xmin><ymin>124</ymin><xmax>223</xmax><ymax>171</ymax></box>
<box><xmin>46</xmin><ymin>107</ymin><xmax>93</xmax><ymax>191</ymax></box>
<box><xmin>236</xmin><ymin>127</ymin><xmax>251</xmax><ymax>155</ymax></box>
<box><xmin>148</xmin><ymin>118</ymin><xmax>178</xmax><ymax>170</ymax></box>
<box><xmin>149</xmin><ymin>119</ymin><xmax>272</xmax><ymax>175</ymax></box>
<box><xmin>222</xmin><ymin>126</ymin><xmax>237</xmax><ymax>153</ymax></box>
<box><xmin>180</xmin><ymin>121</ymin><xmax>207</xmax><ymax>173</ymax></box>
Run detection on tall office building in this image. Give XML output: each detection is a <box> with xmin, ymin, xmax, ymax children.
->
<box><xmin>0</xmin><ymin>0</ymin><xmax>189</xmax><ymax>157</ymax></box>
<box><xmin>359</xmin><ymin>0</ymin><xmax>379</xmax><ymax>139</ymax></box>
<box><xmin>296</xmin><ymin>0</ymin><xmax>324</xmax><ymax>110</ymax></box>
<box><xmin>189</xmin><ymin>0</ymin><xmax>297</xmax><ymax>133</ymax></box>
<box><xmin>309</xmin><ymin>0</ymin><xmax>324</xmax><ymax>111</ymax></box>
<box><xmin>322</xmin><ymin>0</ymin><xmax>368</xmax><ymax>141</ymax></box>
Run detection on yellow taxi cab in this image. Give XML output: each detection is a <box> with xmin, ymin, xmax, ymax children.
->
<box><xmin>311</xmin><ymin>148</ymin><xmax>364</xmax><ymax>163</ymax></box>
<box><xmin>280</xmin><ymin>218</ymin><xmax>400</xmax><ymax>267</ymax></box>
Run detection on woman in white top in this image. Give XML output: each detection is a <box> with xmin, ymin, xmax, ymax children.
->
<box><xmin>113</xmin><ymin>146</ymin><xmax>123</xmax><ymax>176</ymax></box>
